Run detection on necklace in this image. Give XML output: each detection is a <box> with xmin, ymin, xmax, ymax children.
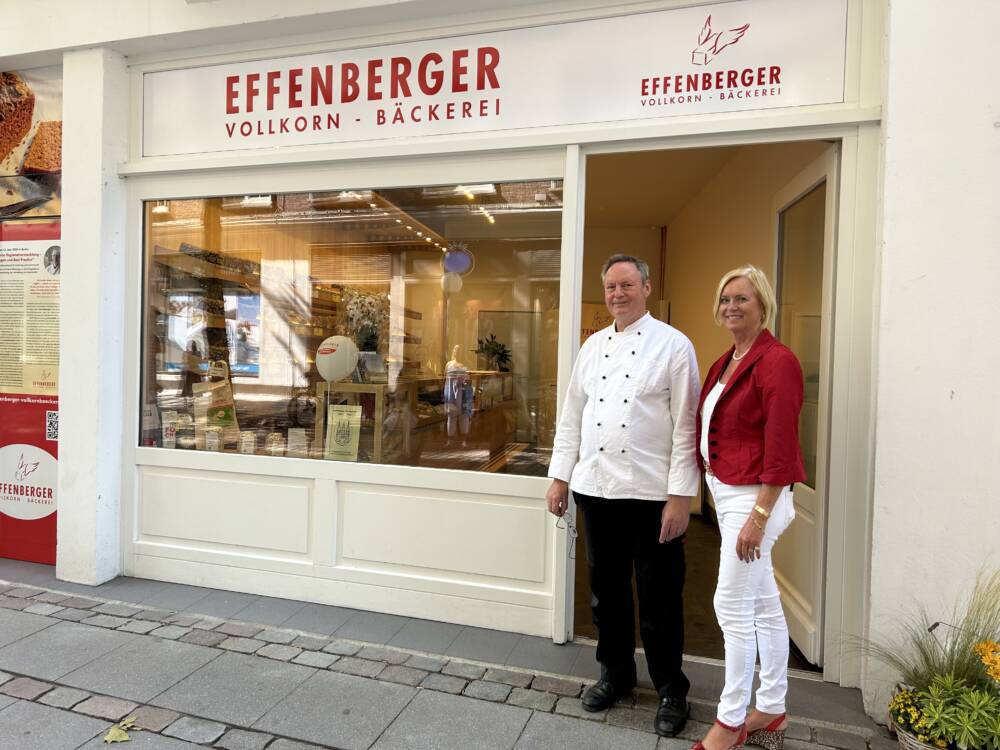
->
<box><xmin>732</xmin><ymin>337</ymin><xmax>758</xmax><ymax>361</ymax></box>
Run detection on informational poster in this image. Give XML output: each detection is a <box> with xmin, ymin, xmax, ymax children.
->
<box><xmin>325</xmin><ymin>404</ymin><xmax>362</xmax><ymax>462</ymax></box>
<box><xmin>0</xmin><ymin>221</ymin><xmax>60</xmax><ymax>564</ymax></box>
<box><xmin>0</xmin><ymin>64</ymin><xmax>61</xmax><ymax>563</ymax></box>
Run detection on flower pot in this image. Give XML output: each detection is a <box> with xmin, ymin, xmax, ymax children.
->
<box><xmin>891</xmin><ymin>723</ymin><xmax>939</xmax><ymax>750</ymax></box>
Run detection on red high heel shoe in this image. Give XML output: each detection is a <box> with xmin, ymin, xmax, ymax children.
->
<box><xmin>691</xmin><ymin>719</ymin><xmax>748</xmax><ymax>750</ymax></box>
<box><xmin>745</xmin><ymin>714</ymin><xmax>787</xmax><ymax>750</ymax></box>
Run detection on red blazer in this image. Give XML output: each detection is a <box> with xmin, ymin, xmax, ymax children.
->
<box><xmin>695</xmin><ymin>329</ymin><xmax>807</xmax><ymax>486</ymax></box>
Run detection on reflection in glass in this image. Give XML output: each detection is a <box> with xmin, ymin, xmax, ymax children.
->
<box><xmin>140</xmin><ymin>181</ymin><xmax>563</xmax><ymax>477</ymax></box>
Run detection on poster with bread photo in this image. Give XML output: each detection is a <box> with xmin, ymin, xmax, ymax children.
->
<box><xmin>0</xmin><ymin>66</ymin><xmax>61</xmax><ymax>219</ymax></box>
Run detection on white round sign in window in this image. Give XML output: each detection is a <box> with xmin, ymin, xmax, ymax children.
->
<box><xmin>0</xmin><ymin>444</ymin><xmax>57</xmax><ymax>521</ymax></box>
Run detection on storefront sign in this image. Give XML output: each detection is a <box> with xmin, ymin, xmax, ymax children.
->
<box><xmin>143</xmin><ymin>0</ymin><xmax>847</xmax><ymax>157</ymax></box>
<box><xmin>0</xmin><ymin>221</ymin><xmax>60</xmax><ymax>564</ymax></box>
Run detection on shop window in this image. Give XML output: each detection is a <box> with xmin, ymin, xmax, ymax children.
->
<box><xmin>140</xmin><ymin>181</ymin><xmax>563</xmax><ymax>476</ymax></box>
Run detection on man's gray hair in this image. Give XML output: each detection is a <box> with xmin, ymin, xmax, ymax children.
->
<box><xmin>601</xmin><ymin>254</ymin><xmax>650</xmax><ymax>285</ymax></box>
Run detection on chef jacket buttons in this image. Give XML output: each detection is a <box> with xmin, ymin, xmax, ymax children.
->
<box><xmin>597</xmin><ymin>422</ymin><xmax>602</xmax><ymax>426</ymax></box>
<box><xmin>602</xmin><ymin>376</ymin><xmax>607</xmax><ymax>380</ymax></box>
<box><xmin>599</xmin><ymin>447</ymin><xmax>604</xmax><ymax>451</ymax></box>
<box><xmin>624</xmin><ymin>398</ymin><xmax>628</xmax><ymax>403</ymax></box>
<box><xmin>632</xmin><ymin>351</ymin><xmax>636</xmax><ymax>355</ymax></box>
<box><xmin>710</xmin><ymin>440</ymin><xmax>718</xmax><ymax>446</ymax></box>
<box><xmin>621</xmin><ymin>449</ymin><xmax>626</xmax><ymax>453</ymax></box>
<box><xmin>625</xmin><ymin>374</ymin><xmax>630</xmax><ymax>378</ymax></box>
<box><xmin>604</xmin><ymin>354</ymin><xmax>609</xmax><ymax>358</ymax></box>
<box><xmin>599</xmin><ymin>398</ymin><xmax>604</xmax><ymax>402</ymax></box>
<box><xmin>621</xmin><ymin>423</ymin><xmax>626</xmax><ymax>428</ymax></box>
<box><xmin>711</xmin><ymin>452</ymin><xmax>719</xmax><ymax>459</ymax></box>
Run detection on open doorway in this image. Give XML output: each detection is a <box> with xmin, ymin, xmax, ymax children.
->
<box><xmin>573</xmin><ymin>140</ymin><xmax>837</xmax><ymax>672</ymax></box>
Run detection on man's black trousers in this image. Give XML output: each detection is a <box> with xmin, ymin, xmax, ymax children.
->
<box><xmin>575</xmin><ymin>491</ymin><xmax>690</xmax><ymax>700</ymax></box>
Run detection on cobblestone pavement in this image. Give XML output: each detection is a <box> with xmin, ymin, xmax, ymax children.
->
<box><xmin>0</xmin><ymin>579</ymin><xmax>893</xmax><ymax>750</ymax></box>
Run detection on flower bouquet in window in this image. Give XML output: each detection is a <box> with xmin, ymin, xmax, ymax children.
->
<box><xmin>341</xmin><ymin>288</ymin><xmax>389</xmax><ymax>351</ymax></box>
<box><xmin>860</xmin><ymin>571</ymin><xmax>1000</xmax><ymax>750</ymax></box>
<box><xmin>339</xmin><ymin>287</ymin><xmax>389</xmax><ymax>385</ymax></box>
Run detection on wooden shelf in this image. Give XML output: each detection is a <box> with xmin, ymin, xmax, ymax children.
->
<box><xmin>153</xmin><ymin>250</ymin><xmax>260</xmax><ymax>290</ymax></box>
<box><xmin>389</xmin><ymin>334</ymin><xmax>421</xmax><ymax>345</ymax></box>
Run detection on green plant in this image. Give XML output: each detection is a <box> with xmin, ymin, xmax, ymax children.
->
<box><xmin>857</xmin><ymin>571</ymin><xmax>1000</xmax><ymax>750</ymax></box>
<box><xmin>474</xmin><ymin>333</ymin><xmax>512</xmax><ymax>372</ymax></box>
<box><xmin>919</xmin><ymin>674</ymin><xmax>1000</xmax><ymax>750</ymax></box>
<box><xmin>986</xmin><ymin>711</ymin><xmax>1000</xmax><ymax>750</ymax></box>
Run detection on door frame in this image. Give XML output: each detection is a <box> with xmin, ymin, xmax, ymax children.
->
<box><xmin>559</xmin><ymin>125</ymin><xmax>879</xmax><ymax>686</ymax></box>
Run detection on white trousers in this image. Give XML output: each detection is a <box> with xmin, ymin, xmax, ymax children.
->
<box><xmin>706</xmin><ymin>475</ymin><xmax>796</xmax><ymax>726</ymax></box>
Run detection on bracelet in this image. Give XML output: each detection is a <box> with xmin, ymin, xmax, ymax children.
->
<box><xmin>753</xmin><ymin>504</ymin><xmax>771</xmax><ymax>518</ymax></box>
<box><xmin>750</xmin><ymin>516</ymin><xmax>765</xmax><ymax>532</ymax></box>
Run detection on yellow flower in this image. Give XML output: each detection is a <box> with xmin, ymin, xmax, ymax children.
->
<box><xmin>973</xmin><ymin>640</ymin><xmax>999</xmax><ymax>657</ymax></box>
<box><xmin>975</xmin><ymin>640</ymin><xmax>1000</xmax><ymax>682</ymax></box>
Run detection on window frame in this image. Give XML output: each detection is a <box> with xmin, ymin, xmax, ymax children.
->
<box><xmin>124</xmin><ymin>148</ymin><xmax>569</xmax><ymax>489</ymax></box>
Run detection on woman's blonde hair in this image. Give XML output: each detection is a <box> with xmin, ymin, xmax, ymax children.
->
<box><xmin>712</xmin><ymin>265</ymin><xmax>778</xmax><ymax>330</ymax></box>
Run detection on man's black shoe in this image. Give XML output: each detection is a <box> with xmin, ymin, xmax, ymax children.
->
<box><xmin>580</xmin><ymin>679</ymin><xmax>636</xmax><ymax>712</ymax></box>
<box><xmin>654</xmin><ymin>696</ymin><xmax>690</xmax><ymax>737</ymax></box>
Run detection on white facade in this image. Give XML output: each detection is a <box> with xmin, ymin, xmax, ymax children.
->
<box><xmin>866</xmin><ymin>0</ymin><xmax>1000</xmax><ymax>714</ymax></box>
<box><xmin>2</xmin><ymin>0</ymin><xmax>995</xmax><ymax>718</ymax></box>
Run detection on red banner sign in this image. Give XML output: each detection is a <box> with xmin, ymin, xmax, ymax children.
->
<box><xmin>0</xmin><ymin>220</ymin><xmax>60</xmax><ymax>564</ymax></box>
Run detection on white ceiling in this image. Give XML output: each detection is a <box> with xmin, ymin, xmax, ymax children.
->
<box><xmin>585</xmin><ymin>146</ymin><xmax>740</xmax><ymax>228</ymax></box>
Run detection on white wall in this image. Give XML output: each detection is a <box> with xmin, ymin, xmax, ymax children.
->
<box><xmin>866</xmin><ymin>0</ymin><xmax>1000</xmax><ymax>712</ymax></box>
<box><xmin>665</xmin><ymin>141</ymin><xmax>827</xmax><ymax>378</ymax></box>
<box><xmin>57</xmin><ymin>48</ymin><xmax>129</xmax><ymax>584</ymax></box>
<box><xmin>0</xmin><ymin>0</ymin><xmax>542</xmax><ymax>66</ymax></box>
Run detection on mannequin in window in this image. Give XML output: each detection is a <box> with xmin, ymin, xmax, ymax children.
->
<box><xmin>446</xmin><ymin>345</ymin><xmax>465</xmax><ymax>372</ymax></box>
<box><xmin>444</xmin><ymin>345</ymin><xmax>472</xmax><ymax>436</ymax></box>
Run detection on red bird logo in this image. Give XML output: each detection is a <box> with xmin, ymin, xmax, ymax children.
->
<box><xmin>692</xmin><ymin>15</ymin><xmax>750</xmax><ymax>65</ymax></box>
<box><xmin>15</xmin><ymin>454</ymin><xmax>39</xmax><ymax>481</ymax></box>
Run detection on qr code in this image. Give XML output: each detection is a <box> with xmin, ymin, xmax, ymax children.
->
<box><xmin>46</xmin><ymin>410</ymin><xmax>59</xmax><ymax>441</ymax></box>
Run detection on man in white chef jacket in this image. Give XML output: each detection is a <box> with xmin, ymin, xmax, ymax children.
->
<box><xmin>546</xmin><ymin>254</ymin><xmax>700</xmax><ymax>737</ymax></box>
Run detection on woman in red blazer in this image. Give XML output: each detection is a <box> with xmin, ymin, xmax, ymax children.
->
<box><xmin>692</xmin><ymin>266</ymin><xmax>806</xmax><ymax>750</ymax></box>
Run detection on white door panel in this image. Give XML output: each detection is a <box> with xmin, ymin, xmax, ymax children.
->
<box><xmin>771</xmin><ymin>145</ymin><xmax>838</xmax><ymax>666</ymax></box>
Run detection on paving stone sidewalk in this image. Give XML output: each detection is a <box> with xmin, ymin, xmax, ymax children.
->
<box><xmin>0</xmin><ymin>578</ymin><xmax>893</xmax><ymax>750</ymax></box>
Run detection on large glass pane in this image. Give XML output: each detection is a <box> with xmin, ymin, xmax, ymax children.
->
<box><xmin>140</xmin><ymin>180</ymin><xmax>562</xmax><ymax>476</ymax></box>
<box><xmin>776</xmin><ymin>182</ymin><xmax>825</xmax><ymax>488</ymax></box>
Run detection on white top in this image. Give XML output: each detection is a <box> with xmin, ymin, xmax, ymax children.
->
<box><xmin>548</xmin><ymin>312</ymin><xmax>701</xmax><ymax>501</ymax></box>
<box><xmin>700</xmin><ymin>380</ymin><xmax>726</xmax><ymax>464</ymax></box>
